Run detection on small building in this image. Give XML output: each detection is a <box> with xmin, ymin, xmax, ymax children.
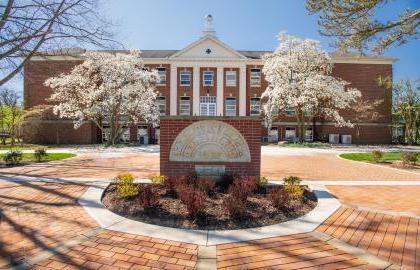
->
<box><xmin>23</xmin><ymin>15</ymin><xmax>396</xmax><ymax>145</ymax></box>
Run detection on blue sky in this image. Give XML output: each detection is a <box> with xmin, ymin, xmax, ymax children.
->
<box><xmin>7</xmin><ymin>0</ymin><xmax>420</xmax><ymax>94</ymax></box>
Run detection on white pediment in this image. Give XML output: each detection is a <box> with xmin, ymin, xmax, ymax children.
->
<box><xmin>170</xmin><ymin>36</ymin><xmax>246</xmax><ymax>60</ymax></box>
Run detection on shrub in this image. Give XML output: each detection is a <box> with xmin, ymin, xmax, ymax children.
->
<box><xmin>184</xmin><ymin>172</ymin><xmax>199</xmax><ymax>186</ymax></box>
<box><xmin>3</xmin><ymin>150</ymin><xmax>23</xmax><ymax>166</ymax></box>
<box><xmin>371</xmin><ymin>150</ymin><xmax>383</xmax><ymax>163</ymax></box>
<box><xmin>177</xmin><ymin>185</ymin><xmax>205</xmax><ymax>219</ymax></box>
<box><xmin>223</xmin><ymin>194</ymin><xmax>247</xmax><ymax>219</ymax></box>
<box><xmin>283</xmin><ymin>176</ymin><xmax>304</xmax><ymax>200</ymax></box>
<box><xmin>196</xmin><ymin>179</ymin><xmax>216</xmax><ymax>196</ymax></box>
<box><xmin>115</xmin><ymin>172</ymin><xmax>138</xmax><ymax>198</ymax></box>
<box><xmin>218</xmin><ymin>173</ymin><xmax>235</xmax><ymax>191</ymax></box>
<box><xmin>228</xmin><ymin>176</ymin><xmax>257</xmax><ymax>202</ymax></box>
<box><xmin>150</xmin><ymin>175</ymin><xmax>166</xmax><ymax>185</ymax></box>
<box><xmin>33</xmin><ymin>148</ymin><xmax>48</xmax><ymax>162</ymax></box>
<box><xmin>401</xmin><ymin>152</ymin><xmax>419</xmax><ymax>166</ymax></box>
<box><xmin>139</xmin><ymin>185</ymin><xmax>159</xmax><ymax>209</ymax></box>
<box><xmin>164</xmin><ymin>177</ymin><xmax>185</xmax><ymax>197</ymax></box>
<box><xmin>269</xmin><ymin>187</ymin><xmax>291</xmax><ymax>209</ymax></box>
<box><xmin>255</xmin><ymin>176</ymin><xmax>268</xmax><ymax>188</ymax></box>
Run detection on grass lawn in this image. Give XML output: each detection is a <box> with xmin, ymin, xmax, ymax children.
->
<box><xmin>0</xmin><ymin>153</ymin><xmax>76</xmax><ymax>162</ymax></box>
<box><xmin>0</xmin><ymin>144</ymin><xmax>49</xmax><ymax>150</ymax></box>
<box><xmin>270</xmin><ymin>142</ymin><xmax>333</xmax><ymax>148</ymax></box>
<box><xmin>340</xmin><ymin>152</ymin><xmax>404</xmax><ymax>162</ymax></box>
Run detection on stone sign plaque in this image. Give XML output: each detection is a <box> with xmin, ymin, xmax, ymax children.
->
<box><xmin>195</xmin><ymin>165</ymin><xmax>225</xmax><ymax>176</ymax></box>
<box><xmin>169</xmin><ymin>120</ymin><xmax>251</xmax><ymax>162</ymax></box>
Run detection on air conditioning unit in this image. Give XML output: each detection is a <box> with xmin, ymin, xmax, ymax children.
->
<box><xmin>341</xmin><ymin>135</ymin><xmax>352</xmax><ymax>144</ymax></box>
<box><xmin>329</xmin><ymin>134</ymin><xmax>340</xmax><ymax>144</ymax></box>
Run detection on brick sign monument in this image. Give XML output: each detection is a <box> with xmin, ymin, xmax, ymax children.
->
<box><xmin>160</xmin><ymin>117</ymin><xmax>261</xmax><ymax>178</ymax></box>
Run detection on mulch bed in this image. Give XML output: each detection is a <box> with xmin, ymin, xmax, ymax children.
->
<box><xmin>102</xmin><ymin>183</ymin><xmax>317</xmax><ymax>230</ymax></box>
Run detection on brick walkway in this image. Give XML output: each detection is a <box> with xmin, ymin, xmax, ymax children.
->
<box><xmin>327</xmin><ymin>186</ymin><xmax>420</xmax><ymax>216</ymax></box>
<box><xmin>217</xmin><ymin>233</ymin><xmax>376</xmax><ymax>269</ymax></box>
<box><xmin>262</xmin><ymin>154</ymin><xmax>420</xmax><ymax>181</ymax></box>
<box><xmin>1</xmin><ymin>151</ymin><xmax>420</xmax><ymax>181</ymax></box>
<box><xmin>31</xmin><ymin>231</ymin><xmax>198</xmax><ymax>270</ymax></box>
<box><xmin>318</xmin><ymin>207</ymin><xmax>420</xmax><ymax>270</ymax></box>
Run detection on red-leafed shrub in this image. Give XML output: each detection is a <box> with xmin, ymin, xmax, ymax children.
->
<box><xmin>223</xmin><ymin>194</ymin><xmax>247</xmax><ymax>219</ymax></box>
<box><xmin>164</xmin><ymin>177</ymin><xmax>185</xmax><ymax>197</ymax></box>
<box><xmin>139</xmin><ymin>185</ymin><xmax>159</xmax><ymax>209</ymax></box>
<box><xmin>178</xmin><ymin>185</ymin><xmax>205</xmax><ymax>219</ymax></box>
<box><xmin>269</xmin><ymin>187</ymin><xmax>291</xmax><ymax>209</ymax></box>
<box><xmin>196</xmin><ymin>179</ymin><xmax>216</xmax><ymax>195</ymax></box>
<box><xmin>184</xmin><ymin>172</ymin><xmax>199</xmax><ymax>186</ymax></box>
<box><xmin>218</xmin><ymin>173</ymin><xmax>235</xmax><ymax>191</ymax></box>
<box><xmin>228</xmin><ymin>176</ymin><xmax>257</xmax><ymax>202</ymax></box>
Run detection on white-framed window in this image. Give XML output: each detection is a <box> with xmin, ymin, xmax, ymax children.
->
<box><xmin>180</xmin><ymin>71</ymin><xmax>191</xmax><ymax>86</ymax></box>
<box><xmin>120</xmin><ymin>128</ymin><xmax>130</xmax><ymax>143</ymax></box>
<box><xmin>268</xmin><ymin>127</ymin><xmax>279</xmax><ymax>142</ymax></box>
<box><xmin>250</xmin><ymin>68</ymin><xmax>261</xmax><ymax>87</ymax></box>
<box><xmin>285</xmin><ymin>127</ymin><xmax>296</xmax><ymax>141</ymax></box>
<box><xmin>250</xmin><ymin>97</ymin><xmax>261</xmax><ymax>116</ymax></box>
<box><xmin>179</xmin><ymin>96</ymin><xmax>191</xmax><ymax>116</ymax></box>
<box><xmin>225</xmin><ymin>97</ymin><xmax>236</xmax><ymax>116</ymax></box>
<box><xmin>200</xmin><ymin>96</ymin><xmax>216</xmax><ymax>116</ymax></box>
<box><xmin>285</xmin><ymin>106</ymin><xmax>295</xmax><ymax>116</ymax></box>
<box><xmin>305</xmin><ymin>127</ymin><xmax>313</xmax><ymax>142</ymax></box>
<box><xmin>102</xmin><ymin>125</ymin><xmax>110</xmax><ymax>143</ymax></box>
<box><xmin>156</xmin><ymin>96</ymin><xmax>166</xmax><ymax>115</ymax></box>
<box><xmin>225</xmin><ymin>71</ymin><xmax>237</xmax><ymax>87</ymax></box>
<box><xmin>203</xmin><ymin>71</ymin><xmax>214</xmax><ymax>86</ymax></box>
<box><xmin>156</xmin><ymin>67</ymin><xmax>166</xmax><ymax>85</ymax></box>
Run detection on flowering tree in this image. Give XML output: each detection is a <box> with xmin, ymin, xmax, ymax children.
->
<box><xmin>262</xmin><ymin>33</ymin><xmax>361</xmax><ymax>142</ymax></box>
<box><xmin>45</xmin><ymin>50</ymin><xmax>159</xmax><ymax>145</ymax></box>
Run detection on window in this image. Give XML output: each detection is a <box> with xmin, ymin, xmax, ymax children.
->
<box><xmin>120</xmin><ymin>128</ymin><xmax>130</xmax><ymax>143</ymax></box>
<box><xmin>156</xmin><ymin>96</ymin><xmax>166</xmax><ymax>115</ymax></box>
<box><xmin>225</xmin><ymin>97</ymin><xmax>236</xmax><ymax>116</ymax></box>
<box><xmin>179</xmin><ymin>96</ymin><xmax>191</xmax><ymax>115</ymax></box>
<box><xmin>250</xmin><ymin>68</ymin><xmax>261</xmax><ymax>87</ymax></box>
<box><xmin>285</xmin><ymin>127</ymin><xmax>296</xmax><ymax>142</ymax></box>
<box><xmin>250</xmin><ymin>97</ymin><xmax>261</xmax><ymax>116</ymax></box>
<box><xmin>102</xmin><ymin>125</ymin><xmax>110</xmax><ymax>143</ymax></box>
<box><xmin>285</xmin><ymin>106</ymin><xmax>295</xmax><ymax>116</ymax></box>
<box><xmin>225</xmin><ymin>71</ymin><xmax>237</xmax><ymax>87</ymax></box>
<box><xmin>200</xmin><ymin>96</ymin><xmax>216</xmax><ymax>116</ymax></box>
<box><xmin>305</xmin><ymin>127</ymin><xmax>313</xmax><ymax>142</ymax></box>
<box><xmin>268</xmin><ymin>127</ymin><xmax>278</xmax><ymax>143</ymax></box>
<box><xmin>157</xmin><ymin>68</ymin><xmax>166</xmax><ymax>85</ymax></box>
<box><xmin>180</xmin><ymin>71</ymin><xmax>191</xmax><ymax>86</ymax></box>
<box><xmin>203</xmin><ymin>71</ymin><xmax>214</xmax><ymax>86</ymax></box>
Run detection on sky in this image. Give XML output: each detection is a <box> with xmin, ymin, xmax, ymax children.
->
<box><xmin>6</xmin><ymin>0</ymin><xmax>420</xmax><ymax>95</ymax></box>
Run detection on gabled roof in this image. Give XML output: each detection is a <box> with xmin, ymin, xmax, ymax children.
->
<box><xmin>169</xmin><ymin>35</ymin><xmax>247</xmax><ymax>59</ymax></box>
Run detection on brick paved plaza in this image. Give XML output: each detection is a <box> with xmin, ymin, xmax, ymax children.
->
<box><xmin>1</xmin><ymin>147</ymin><xmax>419</xmax><ymax>269</ymax></box>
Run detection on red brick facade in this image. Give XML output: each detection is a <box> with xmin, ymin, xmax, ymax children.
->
<box><xmin>22</xmin><ymin>52</ymin><xmax>394</xmax><ymax>145</ymax></box>
<box><xmin>160</xmin><ymin>117</ymin><xmax>261</xmax><ymax>177</ymax></box>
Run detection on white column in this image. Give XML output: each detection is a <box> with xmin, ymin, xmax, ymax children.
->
<box><xmin>239</xmin><ymin>65</ymin><xmax>246</xmax><ymax>116</ymax></box>
<box><xmin>216</xmin><ymin>67</ymin><xmax>224</xmax><ymax>116</ymax></box>
<box><xmin>193</xmin><ymin>66</ymin><xmax>200</xmax><ymax>116</ymax></box>
<box><xmin>170</xmin><ymin>66</ymin><xmax>177</xmax><ymax>115</ymax></box>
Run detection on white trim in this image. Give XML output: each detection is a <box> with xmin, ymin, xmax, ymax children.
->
<box><xmin>169</xmin><ymin>35</ymin><xmax>247</xmax><ymax>59</ymax></box>
<box><xmin>216</xmin><ymin>67</ymin><xmax>224</xmax><ymax>116</ymax></box>
<box><xmin>193</xmin><ymin>66</ymin><xmax>200</xmax><ymax>115</ymax></box>
<box><xmin>170</xmin><ymin>66</ymin><xmax>177</xmax><ymax>115</ymax></box>
<box><xmin>239</xmin><ymin>65</ymin><xmax>246</xmax><ymax>116</ymax></box>
<box><xmin>78</xmin><ymin>183</ymin><xmax>340</xmax><ymax>245</ymax></box>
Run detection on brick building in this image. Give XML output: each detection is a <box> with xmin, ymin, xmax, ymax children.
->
<box><xmin>23</xmin><ymin>15</ymin><xmax>396</xmax><ymax>145</ymax></box>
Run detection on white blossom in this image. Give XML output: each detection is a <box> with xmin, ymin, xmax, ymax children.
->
<box><xmin>262</xmin><ymin>33</ymin><xmax>361</xmax><ymax>141</ymax></box>
<box><xmin>45</xmin><ymin>50</ymin><xmax>159</xmax><ymax>144</ymax></box>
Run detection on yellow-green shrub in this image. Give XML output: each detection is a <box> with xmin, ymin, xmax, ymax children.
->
<box><xmin>115</xmin><ymin>172</ymin><xmax>138</xmax><ymax>198</ymax></box>
<box><xmin>150</xmin><ymin>175</ymin><xmax>166</xmax><ymax>185</ymax></box>
<box><xmin>283</xmin><ymin>176</ymin><xmax>304</xmax><ymax>199</ymax></box>
<box><xmin>255</xmin><ymin>176</ymin><xmax>268</xmax><ymax>188</ymax></box>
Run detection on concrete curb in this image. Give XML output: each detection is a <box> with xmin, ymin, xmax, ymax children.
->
<box><xmin>78</xmin><ymin>183</ymin><xmax>341</xmax><ymax>245</ymax></box>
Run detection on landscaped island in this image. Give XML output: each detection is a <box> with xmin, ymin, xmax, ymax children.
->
<box><xmin>102</xmin><ymin>173</ymin><xmax>317</xmax><ymax>230</ymax></box>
